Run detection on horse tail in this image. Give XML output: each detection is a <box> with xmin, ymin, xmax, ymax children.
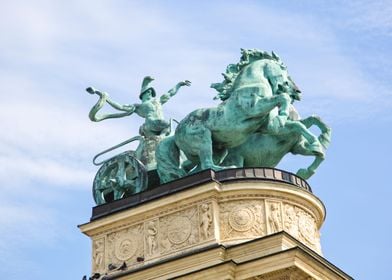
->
<box><xmin>156</xmin><ymin>136</ymin><xmax>186</xmax><ymax>183</ymax></box>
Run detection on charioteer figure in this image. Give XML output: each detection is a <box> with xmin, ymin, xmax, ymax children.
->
<box><xmin>86</xmin><ymin>76</ymin><xmax>191</xmax><ymax>169</ymax></box>
<box><xmin>86</xmin><ymin>77</ymin><xmax>190</xmax><ymax>205</ymax></box>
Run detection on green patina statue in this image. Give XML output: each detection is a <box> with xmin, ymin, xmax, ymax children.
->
<box><xmin>86</xmin><ymin>77</ymin><xmax>190</xmax><ymax>204</ymax></box>
<box><xmin>86</xmin><ymin>49</ymin><xmax>331</xmax><ymax>205</ymax></box>
<box><xmin>156</xmin><ymin>49</ymin><xmax>328</xmax><ymax>183</ymax></box>
<box><xmin>87</xmin><ymin>77</ymin><xmax>190</xmax><ymax>170</ymax></box>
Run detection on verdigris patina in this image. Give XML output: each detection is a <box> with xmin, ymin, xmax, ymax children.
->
<box><xmin>86</xmin><ymin>49</ymin><xmax>331</xmax><ymax>205</ymax></box>
<box><xmin>87</xmin><ymin>77</ymin><xmax>191</xmax><ymax>170</ymax></box>
<box><xmin>156</xmin><ymin>49</ymin><xmax>328</xmax><ymax>183</ymax></box>
<box><xmin>86</xmin><ymin>77</ymin><xmax>190</xmax><ymax>204</ymax></box>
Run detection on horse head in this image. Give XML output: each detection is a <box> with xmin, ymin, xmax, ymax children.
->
<box><xmin>263</xmin><ymin>61</ymin><xmax>301</xmax><ymax>101</ymax></box>
<box><xmin>233</xmin><ymin>82</ymin><xmax>272</xmax><ymax>112</ymax></box>
<box><xmin>212</xmin><ymin>49</ymin><xmax>300</xmax><ymax>103</ymax></box>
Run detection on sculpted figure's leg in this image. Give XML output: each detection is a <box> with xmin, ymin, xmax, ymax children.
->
<box><xmin>199</xmin><ymin>129</ymin><xmax>214</xmax><ymax>169</ymax></box>
<box><xmin>212</xmin><ymin>147</ymin><xmax>229</xmax><ymax>166</ymax></box>
<box><xmin>222</xmin><ymin>150</ymin><xmax>244</xmax><ymax>167</ymax></box>
<box><xmin>198</xmin><ymin>129</ymin><xmax>226</xmax><ymax>171</ymax></box>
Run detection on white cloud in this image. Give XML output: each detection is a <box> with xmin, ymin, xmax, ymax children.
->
<box><xmin>340</xmin><ymin>0</ymin><xmax>392</xmax><ymax>35</ymax></box>
<box><xmin>0</xmin><ymin>199</ymin><xmax>67</xmax><ymax>278</ymax></box>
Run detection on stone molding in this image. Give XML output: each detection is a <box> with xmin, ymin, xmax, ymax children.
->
<box><xmin>80</xmin><ymin>176</ymin><xmax>325</xmax><ymax>276</ymax></box>
<box><xmin>108</xmin><ymin>234</ymin><xmax>352</xmax><ymax>280</ymax></box>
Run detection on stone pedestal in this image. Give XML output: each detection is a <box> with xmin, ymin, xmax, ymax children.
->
<box><xmin>79</xmin><ymin>168</ymin><xmax>351</xmax><ymax>280</ymax></box>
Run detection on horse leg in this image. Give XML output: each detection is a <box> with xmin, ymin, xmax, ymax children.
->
<box><xmin>284</xmin><ymin>120</ymin><xmax>324</xmax><ymax>157</ymax></box>
<box><xmin>291</xmin><ymin>137</ymin><xmax>324</xmax><ymax>179</ymax></box>
<box><xmin>156</xmin><ymin>136</ymin><xmax>186</xmax><ymax>183</ymax></box>
<box><xmin>198</xmin><ymin>129</ymin><xmax>226</xmax><ymax>171</ymax></box>
<box><xmin>212</xmin><ymin>147</ymin><xmax>229</xmax><ymax>165</ymax></box>
<box><xmin>296</xmin><ymin>156</ymin><xmax>324</xmax><ymax>179</ymax></box>
<box><xmin>199</xmin><ymin>129</ymin><xmax>214</xmax><ymax>169</ymax></box>
<box><xmin>300</xmin><ymin>115</ymin><xmax>331</xmax><ymax>149</ymax></box>
<box><xmin>222</xmin><ymin>150</ymin><xmax>245</xmax><ymax>167</ymax></box>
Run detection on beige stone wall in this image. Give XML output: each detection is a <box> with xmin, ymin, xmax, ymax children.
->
<box><xmin>80</xmin><ymin>180</ymin><xmax>325</xmax><ymax>276</ymax></box>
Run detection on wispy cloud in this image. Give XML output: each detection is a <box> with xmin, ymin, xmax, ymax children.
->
<box><xmin>339</xmin><ymin>0</ymin><xmax>392</xmax><ymax>35</ymax></box>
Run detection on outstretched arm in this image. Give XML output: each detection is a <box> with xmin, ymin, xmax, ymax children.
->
<box><xmin>86</xmin><ymin>87</ymin><xmax>137</xmax><ymax>122</ymax></box>
<box><xmin>160</xmin><ymin>80</ymin><xmax>191</xmax><ymax>104</ymax></box>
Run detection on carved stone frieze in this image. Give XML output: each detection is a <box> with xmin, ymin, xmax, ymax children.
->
<box><xmin>220</xmin><ymin>200</ymin><xmax>265</xmax><ymax>240</ymax></box>
<box><xmin>144</xmin><ymin>219</ymin><xmax>159</xmax><ymax>257</ymax></box>
<box><xmin>90</xmin><ymin>201</ymin><xmax>218</xmax><ymax>274</ymax></box>
<box><xmin>297</xmin><ymin>209</ymin><xmax>319</xmax><ymax>248</ymax></box>
<box><xmin>282</xmin><ymin>203</ymin><xmax>321</xmax><ymax>253</ymax></box>
<box><xmin>92</xmin><ymin>237</ymin><xmax>105</xmax><ymax>273</ymax></box>
<box><xmin>218</xmin><ymin>197</ymin><xmax>321</xmax><ymax>254</ymax></box>
<box><xmin>199</xmin><ymin>203</ymin><xmax>213</xmax><ymax>241</ymax></box>
<box><xmin>159</xmin><ymin>205</ymin><xmax>199</xmax><ymax>254</ymax></box>
<box><xmin>107</xmin><ymin>223</ymin><xmax>144</xmax><ymax>267</ymax></box>
<box><xmin>82</xmin><ymin>180</ymin><xmax>326</xmax><ymax>275</ymax></box>
<box><xmin>266</xmin><ymin>201</ymin><xmax>283</xmax><ymax>234</ymax></box>
<box><xmin>283</xmin><ymin>204</ymin><xmax>299</xmax><ymax>238</ymax></box>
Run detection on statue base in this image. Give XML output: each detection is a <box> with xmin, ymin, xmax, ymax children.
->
<box><xmin>79</xmin><ymin>168</ymin><xmax>351</xmax><ymax>279</ymax></box>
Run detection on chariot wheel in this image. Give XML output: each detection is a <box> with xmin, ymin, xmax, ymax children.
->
<box><xmin>92</xmin><ymin>151</ymin><xmax>148</xmax><ymax>205</ymax></box>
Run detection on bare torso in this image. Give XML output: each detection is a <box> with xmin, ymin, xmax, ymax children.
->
<box><xmin>134</xmin><ymin>99</ymin><xmax>164</xmax><ymax>121</ymax></box>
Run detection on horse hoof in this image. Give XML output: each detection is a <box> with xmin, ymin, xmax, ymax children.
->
<box><xmin>296</xmin><ymin>168</ymin><xmax>314</xmax><ymax>179</ymax></box>
<box><xmin>210</xmin><ymin>165</ymin><xmax>225</xmax><ymax>171</ymax></box>
<box><xmin>309</xmin><ymin>142</ymin><xmax>324</xmax><ymax>157</ymax></box>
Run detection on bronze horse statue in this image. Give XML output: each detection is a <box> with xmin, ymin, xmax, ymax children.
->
<box><xmin>222</xmin><ymin>114</ymin><xmax>330</xmax><ymax>179</ymax></box>
<box><xmin>156</xmin><ymin>49</ymin><xmax>325</xmax><ymax>183</ymax></box>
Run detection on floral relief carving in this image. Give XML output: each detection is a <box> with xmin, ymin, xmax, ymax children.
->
<box><xmin>220</xmin><ymin>200</ymin><xmax>265</xmax><ymax>240</ymax></box>
<box><xmin>91</xmin><ymin>196</ymin><xmax>322</xmax><ymax>276</ymax></box>
<box><xmin>159</xmin><ymin>206</ymin><xmax>199</xmax><ymax>254</ymax></box>
<box><xmin>282</xmin><ymin>203</ymin><xmax>321</xmax><ymax>253</ymax></box>
<box><xmin>107</xmin><ymin>224</ymin><xmax>143</xmax><ymax>266</ymax></box>
<box><xmin>297</xmin><ymin>209</ymin><xmax>317</xmax><ymax>246</ymax></box>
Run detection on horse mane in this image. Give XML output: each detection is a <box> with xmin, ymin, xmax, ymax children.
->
<box><xmin>211</xmin><ymin>49</ymin><xmax>285</xmax><ymax>101</ymax></box>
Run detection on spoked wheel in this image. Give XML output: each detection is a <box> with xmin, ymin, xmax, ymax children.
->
<box><xmin>93</xmin><ymin>151</ymin><xmax>148</xmax><ymax>205</ymax></box>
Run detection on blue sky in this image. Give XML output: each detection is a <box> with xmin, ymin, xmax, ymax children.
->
<box><xmin>1</xmin><ymin>0</ymin><xmax>391</xmax><ymax>279</ymax></box>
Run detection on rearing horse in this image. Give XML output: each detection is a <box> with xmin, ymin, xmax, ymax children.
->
<box><xmin>156</xmin><ymin>50</ymin><xmax>322</xmax><ymax>183</ymax></box>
